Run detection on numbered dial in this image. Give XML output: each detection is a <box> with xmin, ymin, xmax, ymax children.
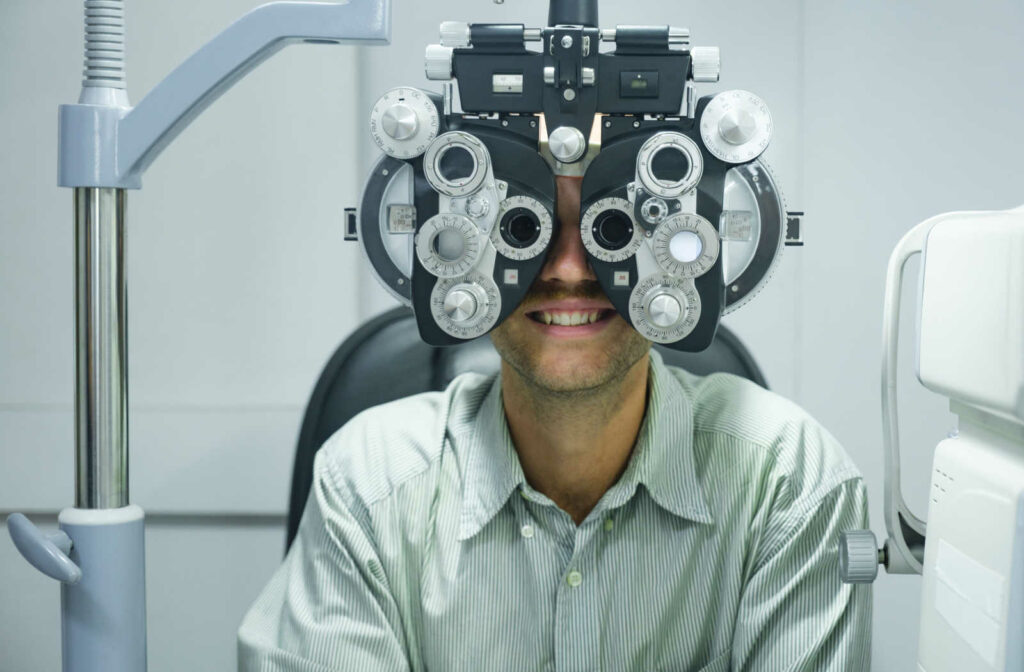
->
<box><xmin>628</xmin><ymin>273</ymin><xmax>702</xmax><ymax>344</ymax></box>
<box><xmin>637</xmin><ymin>132</ymin><xmax>704</xmax><ymax>199</ymax></box>
<box><xmin>491</xmin><ymin>196</ymin><xmax>553</xmax><ymax>261</ymax></box>
<box><xmin>416</xmin><ymin>214</ymin><xmax>482</xmax><ymax>278</ymax></box>
<box><xmin>430</xmin><ymin>271</ymin><xmax>502</xmax><ymax>339</ymax></box>
<box><xmin>581</xmin><ymin>197</ymin><xmax>643</xmax><ymax>263</ymax></box>
<box><xmin>369</xmin><ymin>87</ymin><xmax>440</xmax><ymax>160</ymax></box>
<box><xmin>423</xmin><ymin>131</ymin><xmax>491</xmax><ymax>198</ymax></box>
<box><xmin>653</xmin><ymin>213</ymin><xmax>720</xmax><ymax>279</ymax></box>
<box><xmin>700</xmin><ymin>90</ymin><xmax>773</xmax><ymax>164</ymax></box>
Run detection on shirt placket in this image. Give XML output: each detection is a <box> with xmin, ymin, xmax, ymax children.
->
<box><xmin>553</xmin><ymin>514</ymin><xmax>607</xmax><ymax>672</ymax></box>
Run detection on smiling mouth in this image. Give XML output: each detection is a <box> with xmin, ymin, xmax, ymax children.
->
<box><xmin>526</xmin><ymin>309</ymin><xmax>615</xmax><ymax>326</ymax></box>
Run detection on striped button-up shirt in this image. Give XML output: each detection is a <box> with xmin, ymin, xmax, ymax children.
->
<box><xmin>239</xmin><ymin>351</ymin><xmax>871</xmax><ymax>671</ymax></box>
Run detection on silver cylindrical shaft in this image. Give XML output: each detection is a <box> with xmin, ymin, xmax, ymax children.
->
<box><xmin>74</xmin><ymin>188</ymin><xmax>128</xmax><ymax>509</ymax></box>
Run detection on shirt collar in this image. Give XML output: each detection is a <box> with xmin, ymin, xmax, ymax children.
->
<box><xmin>455</xmin><ymin>350</ymin><xmax>713</xmax><ymax>540</ymax></box>
<box><xmin>630</xmin><ymin>349</ymin><xmax>714</xmax><ymax>525</ymax></box>
<box><xmin>456</xmin><ymin>376</ymin><xmax>526</xmax><ymax>541</ymax></box>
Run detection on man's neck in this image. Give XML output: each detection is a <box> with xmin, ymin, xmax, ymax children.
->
<box><xmin>501</xmin><ymin>353</ymin><xmax>650</xmax><ymax>525</ymax></box>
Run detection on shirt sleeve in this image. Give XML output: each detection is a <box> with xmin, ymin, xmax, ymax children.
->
<box><xmin>237</xmin><ymin>454</ymin><xmax>411</xmax><ymax>672</ymax></box>
<box><xmin>730</xmin><ymin>477</ymin><xmax>873</xmax><ymax>672</ymax></box>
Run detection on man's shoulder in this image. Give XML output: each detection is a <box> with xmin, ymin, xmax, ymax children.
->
<box><xmin>315</xmin><ymin>371</ymin><xmax>495</xmax><ymax>509</ymax></box>
<box><xmin>665</xmin><ymin>366</ymin><xmax>862</xmax><ymax>496</ymax></box>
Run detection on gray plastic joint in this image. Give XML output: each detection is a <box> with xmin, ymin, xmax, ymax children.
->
<box><xmin>6</xmin><ymin>513</ymin><xmax>83</xmax><ymax>584</ymax></box>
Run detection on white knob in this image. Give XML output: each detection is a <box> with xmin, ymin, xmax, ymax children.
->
<box><xmin>648</xmin><ymin>292</ymin><xmax>682</xmax><ymax>328</ymax></box>
<box><xmin>691</xmin><ymin>46</ymin><xmax>721</xmax><ymax>83</ymax></box>
<box><xmin>444</xmin><ymin>286</ymin><xmax>480</xmax><ymax>323</ymax></box>
<box><xmin>381</xmin><ymin>104</ymin><xmax>419</xmax><ymax>141</ymax></box>
<box><xmin>425</xmin><ymin>44</ymin><xmax>454</xmax><ymax>81</ymax></box>
<box><xmin>440</xmin><ymin>21</ymin><xmax>471</xmax><ymax>48</ymax></box>
<box><xmin>548</xmin><ymin>126</ymin><xmax>586</xmax><ymax>163</ymax></box>
<box><xmin>839</xmin><ymin>530</ymin><xmax>880</xmax><ymax>584</ymax></box>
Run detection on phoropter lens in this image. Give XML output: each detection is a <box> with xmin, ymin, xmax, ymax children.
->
<box><xmin>593</xmin><ymin>210</ymin><xmax>633</xmax><ymax>251</ymax></box>
<box><xmin>500</xmin><ymin>208</ymin><xmax>541</xmax><ymax>249</ymax></box>
<box><xmin>437</xmin><ymin>146</ymin><xmax>477</xmax><ymax>183</ymax></box>
<box><xmin>650</xmin><ymin>146</ymin><xmax>691</xmax><ymax>185</ymax></box>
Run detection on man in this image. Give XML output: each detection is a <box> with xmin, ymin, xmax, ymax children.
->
<box><xmin>238</xmin><ymin>176</ymin><xmax>872</xmax><ymax>671</ymax></box>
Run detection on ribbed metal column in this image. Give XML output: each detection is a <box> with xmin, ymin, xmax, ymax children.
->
<box><xmin>74</xmin><ymin>187</ymin><xmax>129</xmax><ymax>510</ymax></box>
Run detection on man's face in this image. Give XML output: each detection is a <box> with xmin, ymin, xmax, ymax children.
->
<box><xmin>490</xmin><ymin>176</ymin><xmax>651</xmax><ymax>394</ymax></box>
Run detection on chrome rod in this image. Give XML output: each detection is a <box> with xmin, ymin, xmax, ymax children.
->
<box><xmin>74</xmin><ymin>188</ymin><xmax>129</xmax><ymax>509</ymax></box>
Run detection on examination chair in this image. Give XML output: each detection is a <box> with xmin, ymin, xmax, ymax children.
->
<box><xmin>286</xmin><ymin>306</ymin><xmax>768</xmax><ymax>550</ymax></box>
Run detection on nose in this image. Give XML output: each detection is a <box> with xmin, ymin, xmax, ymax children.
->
<box><xmin>539</xmin><ymin>176</ymin><xmax>597</xmax><ymax>283</ymax></box>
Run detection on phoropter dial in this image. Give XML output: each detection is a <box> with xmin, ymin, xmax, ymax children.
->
<box><xmin>636</xmin><ymin>132</ymin><xmax>704</xmax><ymax>199</ymax></box>
<box><xmin>629</xmin><ymin>273</ymin><xmax>702</xmax><ymax>344</ymax></box>
<box><xmin>369</xmin><ymin>87</ymin><xmax>440</xmax><ymax>160</ymax></box>
<box><xmin>491</xmin><ymin>195</ymin><xmax>553</xmax><ymax>261</ymax></box>
<box><xmin>652</xmin><ymin>213</ymin><xmax>720</xmax><ymax>279</ymax></box>
<box><xmin>416</xmin><ymin>213</ymin><xmax>482</xmax><ymax>278</ymax></box>
<box><xmin>581</xmin><ymin>197</ymin><xmax>643</xmax><ymax>263</ymax></box>
<box><xmin>423</xmin><ymin>131</ymin><xmax>491</xmax><ymax>198</ymax></box>
<box><xmin>429</xmin><ymin>271</ymin><xmax>502</xmax><ymax>339</ymax></box>
<box><xmin>700</xmin><ymin>90</ymin><xmax>773</xmax><ymax>164</ymax></box>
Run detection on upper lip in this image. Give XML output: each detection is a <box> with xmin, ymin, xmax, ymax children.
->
<box><xmin>524</xmin><ymin>299</ymin><xmax>614</xmax><ymax>314</ymax></box>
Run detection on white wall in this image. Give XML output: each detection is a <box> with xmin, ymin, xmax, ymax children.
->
<box><xmin>0</xmin><ymin>0</ymin><xmax>362</xmax><ymax>669</ymax></box>
<box><xmin>2</xmin><ymin>0</ymin><xmax>1023</xmax><ymax>670</ymax></box>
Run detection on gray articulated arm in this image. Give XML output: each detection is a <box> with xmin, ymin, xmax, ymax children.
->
<box><xmin>59</xmin><ymin>0</ymin><xmax>392</xmax><ymax>189</ymax></box>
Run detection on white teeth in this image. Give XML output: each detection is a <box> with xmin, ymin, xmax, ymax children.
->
<box><xmin>538</xmin><ymin>310</ymin><xmax>604</xmax><ymax>326</ymax></box>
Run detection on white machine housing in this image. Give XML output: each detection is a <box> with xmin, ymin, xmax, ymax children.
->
<box><xmin>914</xmin><ymin>206</ymin><xmax>1024</xmax><ymax>671</ymax></box>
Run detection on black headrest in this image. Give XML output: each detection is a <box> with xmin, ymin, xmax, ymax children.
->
<box><xmin>286</xmin><ymin>306</ymin><xmax>766</xmax><ymax>551</ymax></box>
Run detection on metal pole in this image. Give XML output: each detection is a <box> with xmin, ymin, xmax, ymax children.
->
<box><xmin>74</xmin><ymin>187</ymin><xmax>129</xmax><ymax>510</ymax></box>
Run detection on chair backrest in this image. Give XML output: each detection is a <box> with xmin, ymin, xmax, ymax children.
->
<box><xmin>286</xmin><ymin>306</ymin><xmax>767</xmax><ymax>551</ymax></box>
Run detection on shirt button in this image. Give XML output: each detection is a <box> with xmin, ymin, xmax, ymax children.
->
<box><xmin>566</xmin><ymin>570</ymin><xmax>583</xmax><ymax>587</ymax></box>
<box><xmin>604</xmin><ymin>518</ymin><xmax>614</xmax><ymax>532</ymax></box>
<box><xmin>520</xmin><ymin>524</ymin><xmax>535</xmax><ymax>539</ymax></box>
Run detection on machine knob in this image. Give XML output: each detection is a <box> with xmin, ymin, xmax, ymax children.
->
<box><xmin>718</xmin><ymin>108</ymin><xmax>757</xmax><ymax>146</ymax></box>
<box><xmin>440</xmin><ymin>21</ymin><xmax>471</xmax><ymax>48</ymax></box>
<box><xmin>381</xmin><ymin>104</ymin><xmax>419</xmax><ymax>141</ymax></box>
<box><xmin>425</xmin><ymin>44</ymin><xmax>454</xmax><ymax>81</ymax></box>
<box><xmin>690</xmin><ymin>46</ymin><xmax>721</xmax><ymax>83</ymax></box>
<box><xmin>444</xmin><ymin>283</ymin><xmax>486</xmax><ymax>323</ymax></box>
<box><xmin>839</xmin><ymin>530</ymin><xmax>881</xmax><ymax>584</ymax></box>
<box><xmin>548</xmin><ymin>126</ymin><xmax>587</xmax><ymax>163</ymax></box>
<box><xmin>466</xmin><ymin>195</ymin><xmax>490</xmax><ymax>219</ymax></box>
<box><xmin>647</xmin><ymin>291</ymin><xmax>683</xmax><ymax>328</ymax></box>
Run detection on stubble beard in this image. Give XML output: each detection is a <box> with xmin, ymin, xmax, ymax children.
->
<box><xmin>490</xmin><ymin>281</ymin><xmax>652</xmax><ymax>399</ymax></box>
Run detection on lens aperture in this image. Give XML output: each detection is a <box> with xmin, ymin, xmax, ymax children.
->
<box><xmin>593</xmin><ymin>210</ymin><xmax>634</xmax><ymax>251</ymax></box>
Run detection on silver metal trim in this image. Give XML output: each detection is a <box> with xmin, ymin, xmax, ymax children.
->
<box><xmin>423</xmin><ymin>131</ymin><xmax>491</xmax><ymax>198</ymax></box>
<box><xmin>580</xmin><ymin>197</ymin><xmax>643</xmax><ymax>263</ymax></box>
<box><xmin>628</xmin><ymin>273</ymin><xmax>701</xmax><ymax>343</ymax></box>
<box><xmin>652</xmin><ymin>212</ymin><xmax>720</xmax><ymax>279</ymax></box>
<box><xmin>636</xmin><ymin>132</ymin><xmax>704</xmax><ymax>199</ymax></box>
<box><xmin>369</xmin><ymin>87</ymin><xmax>439</xmax><ymax>160</ymax></box>
<box><xmin>430</xmin><ymin>271</ymin><xmax>502</xmax><ymax>339</ymax></box>
<box><xmin>699</xmin><ymin>90</ymin><xmax>773</xmax><ymax>164</ymax></box>
<box><xmin>415</xmin><ymin>213</ymin><xmax>482</xmax><ymax>278</ymax></box>
<box><xmin>491</xmin><ymin>195</ymin><xmax>553</xmax><ymax>261</ymax></box>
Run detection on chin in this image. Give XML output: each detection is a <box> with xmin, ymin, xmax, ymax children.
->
<box><xmin>490</xmin><ymin>316</ymin><xmax>651</xmax><ymax>395</ymax></box>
